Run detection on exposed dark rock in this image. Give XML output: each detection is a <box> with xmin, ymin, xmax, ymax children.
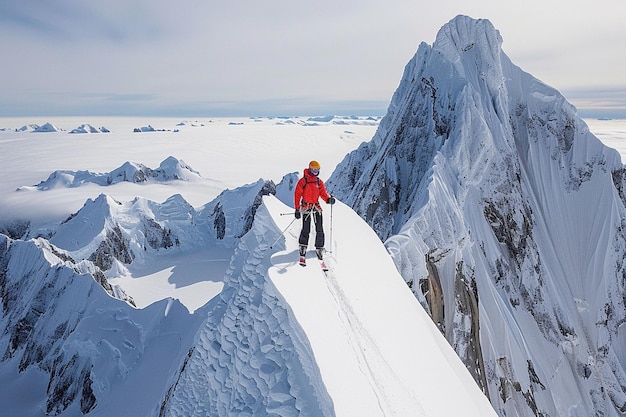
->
<box><xmin>238</xmin><ymin>180</ymin><xmax>276</xmax><ymax>238</ymax></box>
<box><xmin>88</xmin><ymin>224</ymin><xmax>134</xmax><ymax>270</ymax></box>
<box><xmin>213</xmin><ymin>203</ymin><xmax>226</xmax><ymax>240</ymax></box>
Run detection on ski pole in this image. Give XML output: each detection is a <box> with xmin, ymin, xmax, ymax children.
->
<box><xmin>329</xmin><ymin>201</ymin><xmax>333</xmax><ymax>254</ymax></box>
<box><xmin>270</xmin><ymin>216</ymin><xmax>298</xmax><ymax>249</ymax></box>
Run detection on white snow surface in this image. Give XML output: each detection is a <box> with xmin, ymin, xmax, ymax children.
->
<box><xmin>2</xmin><ymin>18</ymin><xmax>626</xmax><ymax>415</ymax></box>
<box><xmin>0</xmin><ymin>114</ymin><xmax>489</xmax><ymax>416</ymax></box>
<box><xmin>0</xmin><ymin>112</ymin><xmax>624</xmax><ymax>417</ymax></box>
<box><xmin>265</xmin><ymin>197</ymin><xmax>495</xmax><ymax>417</ymax></box>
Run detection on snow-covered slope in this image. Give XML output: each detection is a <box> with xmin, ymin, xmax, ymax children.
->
<box><xmin>160</xmin><ymin>195</ymin><xmax>497</xmax><ymax>417</ymax></box>
<box><xmin>0</xmin><ymin>174</ymin><xmax>497</xmax><ymax>416</ymax></box>
<box><xmin>328</xmin><ymin>15</ymin><xmax>626</xmax><ymax>417</ymax></box>
<box><xmin>0</xmin><ymin>234</ymin><xmax>204</xmax><ymax>416</ymax></box>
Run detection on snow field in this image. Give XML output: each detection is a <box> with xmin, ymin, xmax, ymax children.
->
<box><xmin>1</xmin><ymin>111</ymin><xmax>625</xmax><ymax>416</ymax></box>
<box><xmin>266</xmin><ymin>196</ymin><xmax>498</xmax><ymax>417</ymax></box>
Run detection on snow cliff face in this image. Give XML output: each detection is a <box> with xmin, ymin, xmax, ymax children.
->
<box><xmin>328</xmin><ymin>15</ymin><xmax>626</xmax><ymax>417</ymax></box>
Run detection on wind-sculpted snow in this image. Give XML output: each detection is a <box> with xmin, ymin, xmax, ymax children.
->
<box><xmin>329</xmin><ymin>14</ymin><xmax>626</xmax><ymax>417</ymax></box>
<box><xmin>160</xmin><ymin>203</ymin><xmax>334</xmax><ymax>417</ymax></box>
<box><xmin>23</xmin><ymin>156</ymin><xmax>202</xmax><ymax>190</ymax></box>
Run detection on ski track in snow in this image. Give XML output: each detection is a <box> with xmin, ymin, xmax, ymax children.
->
<box><xmin>321</xmin><ymin>257</ymin><xmax>426</xmax><ymax>417</ymax></box>
<box><xmin>268</xmin><ymin>197</ymin><xmax>427</xmax><ymax>417</ymax></box>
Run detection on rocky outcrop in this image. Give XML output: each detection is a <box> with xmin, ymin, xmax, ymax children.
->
<box><xmin>88</xmin><ymin>224</ymin><xmax>135</xmax><ymax>270</ymax></box>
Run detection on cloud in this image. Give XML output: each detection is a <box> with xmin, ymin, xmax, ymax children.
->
<box><xmin>564</xmin><ymin>87</ymin><xmax>626</xmax><ymax>118</ymax></box>
<box><xmin>1</xmin><ymin>1</ymin><xmax>625</xmax><ymax>117</ymax></box>
<box><xmin>0</xmin><ymin>0</ymin><xmax>168</xmax><ymax>43</ymax></box>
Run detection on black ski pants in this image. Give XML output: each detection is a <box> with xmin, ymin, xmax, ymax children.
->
<box><xmin>298</xmin><ymin>209</ymin><xmax>324</xmax><ymax>249</ymax></box>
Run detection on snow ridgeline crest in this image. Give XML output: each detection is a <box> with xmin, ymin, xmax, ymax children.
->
<box><xmin>329</xmin><ymin>15</ymin><xmax>626</xmax><ymax>417</ymax></box>
<box><xmin>159</xmin><ymin>202</ymin><xmax>334</xmax><ymax>417</ymax></box>
<box><xmin>0</xmin><ymin>172</ymin><xmax>299</xmax><ymax>415</ymax></box>
<box><xmin>22</xmin><ymin>156</ymin><xmax>202</xmax><ymax>191</ymax></box>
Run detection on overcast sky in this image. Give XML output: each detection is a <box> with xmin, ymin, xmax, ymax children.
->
<box><xmin>1</xmin><ymin>0</ymin><xmax>624</xmax><ymax>118</ymax></box>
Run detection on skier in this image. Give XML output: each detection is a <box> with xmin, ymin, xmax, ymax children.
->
<box><xmin>294</xmin><ymin>160</ymin><xmax>335</xmax><ymax>265</ymax></box>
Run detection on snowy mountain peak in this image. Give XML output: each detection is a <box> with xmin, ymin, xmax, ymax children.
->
<box><xmin>26</xmin><ymin>156</ymin><xmax>204</xmax><ymax>190</ymax></box>
<box><xmin>32</xmin><ymin>122</ymin><xmax>60</xmax><ymax>132</ymax></box>
<box><xmin>435</xmin><ymin>16</ymin><xmax>503</xmax><ymax>74</ymax></box>
<box><xmin>329</xmin><ymin>14</ymin><xmax>626</xmax><ymax>417</ymax></box>
<box><xmin>69</xmin><ymin>123</ymin><xmax>109</xmax><ymax>133</ymax></box>
<box><xmin>154</xmin><ymin>155</ymin><xmax>201</xmax><ymax>181</ymax></box>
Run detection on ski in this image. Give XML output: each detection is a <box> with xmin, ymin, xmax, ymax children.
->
<box><xmin>316</xmin><ymin>248</ymin><xmax>329</xmax><ymax>273</ymax></box>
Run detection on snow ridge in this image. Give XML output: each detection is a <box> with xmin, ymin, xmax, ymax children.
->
<box><xmin>161</xmin><ymin>203</ymin><xmax>334</xmax><ymax>417</ymax></box>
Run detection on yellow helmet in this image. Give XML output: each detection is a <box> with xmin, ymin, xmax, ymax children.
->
<box><xmin>309</xmin><ymin>160</ymin><xmax>320</xmax><ymax>170</ymax></box>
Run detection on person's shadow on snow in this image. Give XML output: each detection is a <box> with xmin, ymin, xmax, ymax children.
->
<box><xmin>270</xmin><ymin>250</ymin><xmax>300</xmax><ymax>273</ymax></box>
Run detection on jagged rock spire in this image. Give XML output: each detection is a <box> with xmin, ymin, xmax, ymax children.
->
<box><xmin>329</xmin><ymin>14</ymin><xmax>626</xmax><ymax>417</ymax></box>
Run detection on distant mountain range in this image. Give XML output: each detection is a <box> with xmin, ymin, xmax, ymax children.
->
<box><xmin>19</xmin><ymin>156</ymin><xmax>203</xmax><ymax>191</ymax></box>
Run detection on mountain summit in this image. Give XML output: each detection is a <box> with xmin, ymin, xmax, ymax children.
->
<box><xmin>329</xmin><ymin>15</ymin><xmax>626</xmax><ymax>417</ymax></box>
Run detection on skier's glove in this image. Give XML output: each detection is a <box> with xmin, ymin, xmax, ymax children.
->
<box><xmin>295</xmin><ymin>210</ymin><xmax>301</xmax><ymax>219</ymax></box>
<box><xmin>327</xmin><ymin>196</ymin><xmax>336</xmax><ymax>205</ymax></box>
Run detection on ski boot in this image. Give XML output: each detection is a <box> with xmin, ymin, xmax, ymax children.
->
<box><xmin>299</xmin><ymin>245</ymin><xmax>307</xmax><ymax>266</ymax></box>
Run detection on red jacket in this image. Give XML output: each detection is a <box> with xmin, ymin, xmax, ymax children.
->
<box><xmin>294</xmin><ymin>169</ymin><xmax>330</xmax><ymax>211</ymax></box>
